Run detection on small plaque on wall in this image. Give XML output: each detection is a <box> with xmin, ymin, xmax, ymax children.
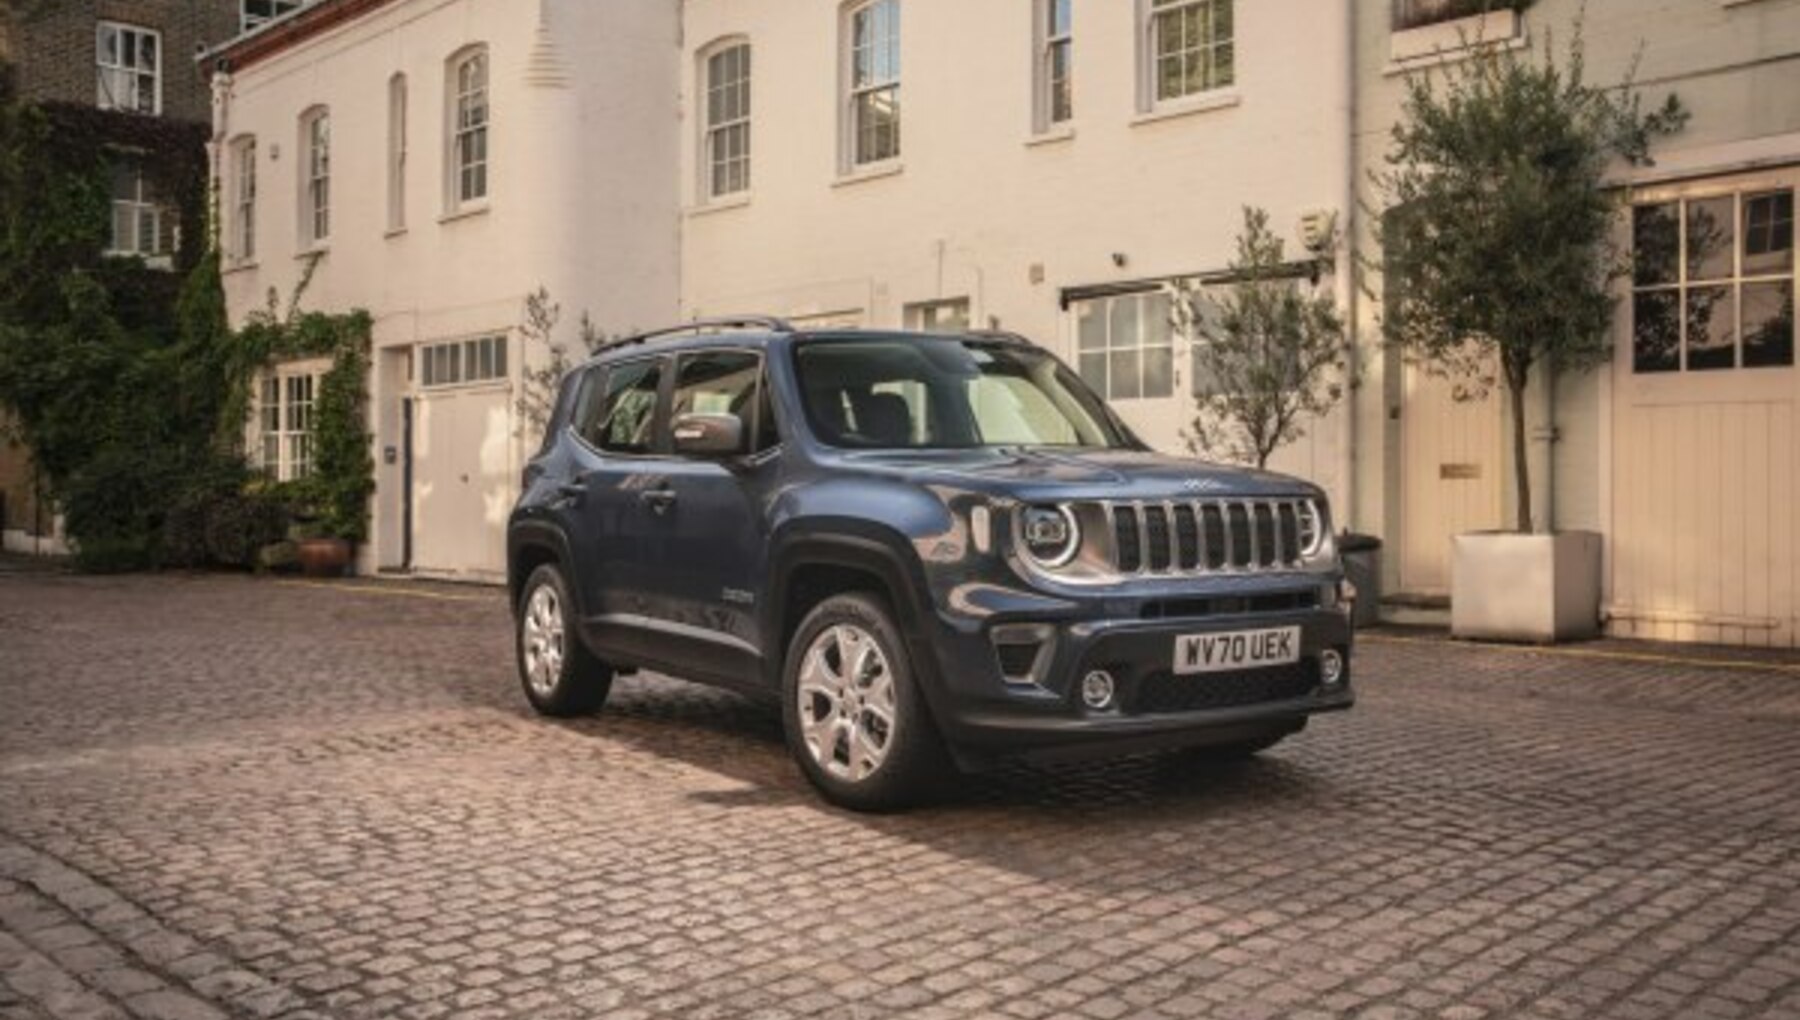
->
<box><xmin>1440</xmin><ymin>463</ymin><xmax>1482</xmax><ymax>480</ymax></box>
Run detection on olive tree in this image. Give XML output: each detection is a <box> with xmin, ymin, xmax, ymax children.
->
<box><xmin>1372</xmin><ymin>26</ymin><xmax>1685</xmax><ymax>532</ymax></box>
<box><xmin>1177</xmin><ymin>206</ymin><xmax>1348</xmax><ymax>471</ymax></box>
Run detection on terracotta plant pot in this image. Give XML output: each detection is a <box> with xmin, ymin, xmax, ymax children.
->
<box><xmin>295</xmin><ymin>537</ymin><xmax>353</xmax><ymax>578</ymax></box>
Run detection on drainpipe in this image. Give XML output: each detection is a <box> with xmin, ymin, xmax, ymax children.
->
<box><xmin>1337</xmin><ymin>0</ymin><xmax>1359</xmax><ymax>533</ymax></box>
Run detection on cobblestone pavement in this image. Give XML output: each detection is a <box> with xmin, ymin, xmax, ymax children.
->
<box><xmin>1</xmin><ymin>573</ymin><xmax>1797</xmax><ymax>1020</ymax></box>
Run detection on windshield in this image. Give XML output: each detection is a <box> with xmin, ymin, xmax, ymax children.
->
<box><xmin>793</xmin><ymin>337</ymin><xmax>1135</xmax><ymax>450</ymax></box>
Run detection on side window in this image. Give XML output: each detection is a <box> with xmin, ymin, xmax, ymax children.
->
<box><xmin>578</xmin><ymin>359</ymin><xmax>662</xmax><ymax>455</ymax></box>
<box><xmin>670</xmin><ymin>350</ymin><xmax>779</xmax><ymax>454</ymax></box>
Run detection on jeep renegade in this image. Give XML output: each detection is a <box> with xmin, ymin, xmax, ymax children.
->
<box><xmin>508</xmin><ymin>318</ymin><xmax>1354</xmax><ymax>810</ymax></box>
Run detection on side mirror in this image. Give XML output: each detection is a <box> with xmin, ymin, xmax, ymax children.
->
<box><xmin>671</xmin><ymin>412</ymin><xmax>745</xmax><ymax>456</ymax></box>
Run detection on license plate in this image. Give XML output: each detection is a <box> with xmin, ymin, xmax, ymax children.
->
<box><xmin>1173</xmin><ymin>626</ymin><xmax>1301</xmax><ymax>675</ymax></box>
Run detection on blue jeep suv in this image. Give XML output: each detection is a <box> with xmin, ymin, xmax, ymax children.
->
<box><xmin>508</xmin><ymin>318</ymin><xmax>1354</xmax><ymax>810</ymax></box>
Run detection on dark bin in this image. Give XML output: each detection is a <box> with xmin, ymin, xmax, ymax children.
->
<box><xmin>1339</xmin><ymin>533</ymin><xmax>1382</xmax><ymax>629</ymax></box>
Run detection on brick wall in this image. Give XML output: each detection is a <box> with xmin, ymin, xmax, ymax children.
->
<box><xmin>8</xmin><ymin>1</ymin><xmax>240</xmax><ymax>123</ymax></box>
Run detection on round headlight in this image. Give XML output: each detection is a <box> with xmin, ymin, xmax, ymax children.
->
<box><xmin>1297</xmin><ymin>501</ymin><xmax>1326</xmax><ymax>558</ymax></box>
<box><xmin>1020</xmin><ymin>504</ymin><xmax>1080</xmax><ymax>568</ymax></box>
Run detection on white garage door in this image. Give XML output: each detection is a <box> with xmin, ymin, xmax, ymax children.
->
<box><xmin>410</xmin><ymin>381</ymin><xmax>515</xmax><ymax>581</ymax></box>
<box><xmin>1610</xmin><ymin>171</ymin><xmax>1797</xmax><ymax>647</ymax></box>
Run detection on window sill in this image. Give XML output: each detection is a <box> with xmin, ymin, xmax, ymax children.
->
<box><xmin>295</xmin><ymin>245</ymin><xmax>328</xmax><ymax>260</ymax></box>
<box><xmin>222</xmin><ymin>259</ymin><xmax>259</xmax><ymax>276</ymax></box>
<box><xmin>384</xmin><ymin>226</ymin><xmax>408</xmax><ymax>239</ymax></box>
<box><xmin>832</xmin><ymin>161</ymin><xmax>904</xmax><ymax>188</ymax></box>
<box><xmin>438</xmin><ymin>202</ymin><xmax>490</xmax><ymax>225</ymax></box>
<box><xmin>1025</xmin><ymin>124</ymin><xmax>1076</xmax><ymax>148</ymax></box>
<box><xmin>1130</xmin><ymin>89</ymin><xmax>1241</xmax><ymax>128</ymax></box>
<box><xmin>687</xmin><ymin>192</ymin><xmax>752</xmax><ymax>217</ymax></box>
<box><xmin>1387</xmin><ymin>10</ymin><xmax>1524</xmax><ymax>73</ymax></box>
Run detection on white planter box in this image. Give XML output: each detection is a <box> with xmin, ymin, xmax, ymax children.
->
<box><xmin>1451</xmin><ymin>531</ymin><xmax>1602</xmax><ymax>643</ymax></box>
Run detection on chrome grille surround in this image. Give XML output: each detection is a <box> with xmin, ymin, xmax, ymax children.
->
<box><xmin>1101</xmin><ymin>498</ymin><xmax>1324</xmax><ymax>576</ymax></box>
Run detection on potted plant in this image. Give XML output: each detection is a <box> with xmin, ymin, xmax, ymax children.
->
<box><xmin>1373</xmin><ymin>23</ymin><xmax>1685</xmax><ymax>641</ymax></box>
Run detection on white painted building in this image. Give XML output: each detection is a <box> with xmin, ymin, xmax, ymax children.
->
<box><xmin>205</xmin><ymin>0</ymin><xmax>1799</xmax><ymax>646</ymax></box>
<box><xmin>207</xmin><ymin>0</ymin><xmax>679</xmax><ymax>581</ymax></box>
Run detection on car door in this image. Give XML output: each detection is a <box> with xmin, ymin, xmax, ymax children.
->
<box><xmin>560</xmin><ymin>356</ymin><xmax>672</xmax><ymax>652</ymax></box>
<box><xmin>639</xmin><ymin>348</ymin><xmax>781</xmax><ymax>684</ymax></box>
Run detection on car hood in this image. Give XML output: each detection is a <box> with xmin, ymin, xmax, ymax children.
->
<box><xmin>831</xmin><ymin>447</ymin><xmax>1323</xmax><ymax>502</ymax></box>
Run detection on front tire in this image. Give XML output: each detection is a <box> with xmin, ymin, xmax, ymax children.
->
<box><xmin>782</xmin><ymin>592</ymin><xmax>950</xmax><ymax>812</ymax></box>
<box><xmin>516</xmin><ymin>563</ymin><xmax>613</xmax><ymax>717</ymax></box>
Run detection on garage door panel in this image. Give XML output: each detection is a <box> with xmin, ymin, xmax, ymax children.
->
<box><xmin>411</xmin><ymin>388</ymin><xmax>513</xmax><ymax>579</ymax></box>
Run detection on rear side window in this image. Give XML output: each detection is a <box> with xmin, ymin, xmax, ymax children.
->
<box><xmin>574</xmin><ymin>358</ymin><xmax>662</xmax><ymax>454</ymax></box>
<box><xmin>670</xmin><ymin>349</ymin><xmax>779</xmax><ymax>454</ymax></box>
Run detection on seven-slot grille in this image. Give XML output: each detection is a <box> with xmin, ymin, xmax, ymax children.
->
<box><xmin>1106</xmin><ymin>499</ymin><xmax>1318</xmax><ymax>575</ymax></box>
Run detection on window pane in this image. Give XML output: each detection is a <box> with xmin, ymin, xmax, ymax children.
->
<box><xmin>1077</xmin><ymin>302</ymin><xmax>1106</xmax><ymax>350</ymax></box>
<box><xmin>1685</xmin><ymin>285</ymin><xmax>1736</xmax><ymax>370</ymax></box>
<box><xmin>1109</xmin><ymin>295</ymin><xmax>1141</xmax><ymax>351</ymax></box>
<box><xmin>1686</xmin><ymin>196</ymin><xmax>1735</xmax><ymax>282</ymax></box>
<box><xmin>1742</xmin><ymin>281</ymin><xmax>1795</xmax><ymax>369</ymax></box>
<box><xmin>1143</xmin><ymin>347</ymin><xmax>1173</xmax><ymax>398</ymax></box>
<box><xmin>1142</xmin><ymin>291</ymin><xmax>1172</xmax><ymax>346</ymax></box>
<box><xmin>1743</xmin><ymin>190</ymin><xmax>1794</xmax><ymax>278</ymax></box>
<box><xmin>1109</xmin><ymin>350</ymin><xmax>1142</xmax><ymax>399</ymax></box>
<box><xmin>1632</xmin><ymin>289</ymin><xmax>1679</xmax><ymax>373</ymax></box>
<box><xmin>1050</xmin><ymin>0</ymin><xmax>1071</xmax><ymax>36</ymax></box>
<box><xmin>1078</xmin><ymin>353</ymin><xmax>1106</xmax><ymax>392</ymax></box>
<box><xmin>672</xmin><ymin>350</ymin><xmax>760</xmax><ymax>451</ymax></box>
<box><xmin>1632</xmin><ymin>202</ymin><xmax>1679</xmax><ymax>286</ymax></box>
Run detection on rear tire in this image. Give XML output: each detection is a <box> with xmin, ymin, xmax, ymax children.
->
<box><xmin>516</xmin><ymin>563</ymin><xmax>613</xmax><ymax>717</ymax></box>
<box><xmin>782</xmin><ymin>592</ymin><xmax>951</xmax><ymax>812</ymax></box>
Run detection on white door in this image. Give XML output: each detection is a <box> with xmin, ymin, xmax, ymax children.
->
<box><xmin>410</xmin><ymin>385</ymin><xmax>514</xmax><ymax>580</ymax></box>
<box><xmin>1610</xmin><ymin>172</ymin><xmax>1798</xmax><ymax>647</ymax></box>
<box><xmin>1399</xmin><ymin>361</ymin><xmax>1505</xmax><ymax>595</ymax></box>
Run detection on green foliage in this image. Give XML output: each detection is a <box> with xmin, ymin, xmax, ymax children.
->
<box><xmin>514</xmin><ymin>286</ymin><xmax>612</xmax><ymax>448</ymax></box>
<box><xmin>1178</xmin><ymin>207</ymin><xmax>1348</xmax><ymax>471</ymax></box>
<box><xmin>1370</xmin><ymin>22</ymin><xmax>1685</xmax><ymax>532</ymax></box>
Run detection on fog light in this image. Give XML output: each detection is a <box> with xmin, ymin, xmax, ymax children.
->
<box><xmin>1080</xmin><ymin>670</ymin><xmax>1116</xmax><ymax>710</ymax></box>
<box><xmin>1319</xmin><ymin>649</ymin><xmax>1346</xmax><ymax>687</ymax></box>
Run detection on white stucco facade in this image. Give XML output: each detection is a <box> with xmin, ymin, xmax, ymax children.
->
<box><xmin>210</xmin><ymin>0</ymin><xmax>679</xmax><ymax>579</ymax></box>
<box><xmin>208</xmin><ymin>0</ymin><xmax>1799</xmax><ymax>645</ymax></box>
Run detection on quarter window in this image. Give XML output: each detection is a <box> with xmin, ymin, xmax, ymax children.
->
<box><xmin>450</xmin><ymin>48</ymin><xmax>490</xmax><ymax>208</ymax></box>
<box><xmin>420</xmin><ymin>336</ymin><xmax>508</xmax><ymax>388</ymax></box>
<box><xmin>300</xmin><ymin>108</ymin><xmax>330</xmax><ymax>245</ymax></box>
<box><xmin>96</xmin><ymin>23</ymin><xmax>159</xmax><ymax>115</ymax></box>
<box><xmin>1038</xmin><ymin>0</ymin><xmax>1073</xmax><ymax>129</ymax></box>
<box><xmin>1147</xmin><ymin>0</ymin><xmax>1233</xmax><ymax>104</ymax></box>
<box><xmin>671</xmin><ymin>350</ymin><xmax>777</xmax><ymax>454</ymax></box>
<box><xmin>1632</xmin><ymin>189</ymin><xmax>1795</xmax><ymax>373</ymax></box>
<box><xmin>1074</xmin><ymin>290</ymin><xmax>1175</xmax><ymax>401</ymax></box>
<box><xmin>704</xmin><ymin>42</ymin><xmax>752</xmax><ymax>199</ymax></box>
<box><xmin>579</xmin><ymin>360</ymin><xmax>663</xmax><ymax>455</ymax></box>
<box><xmin>845</xmin><ymin>0</ymin><xmax>901</xmax><ymax>167</ymax></box>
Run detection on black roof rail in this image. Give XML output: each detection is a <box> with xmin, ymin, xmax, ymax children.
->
<box><xmin>598</xmin><ymin>315</ymin><xmax>794</xmax><ymax>352</ymax></box>
<box><xmin>963</xmin><ymin>328</ymin><xmax>1033</xmax><ymax>345</ymax></box>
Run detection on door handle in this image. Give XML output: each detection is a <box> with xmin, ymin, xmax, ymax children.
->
<box><xmin>638</xmin><ymin>488</ymin><xmax>677</xmax><ymax>513</ymax></box>
<box><xmin>554</xmin><ymin>481</ymin><xmax>587</xmax><ymax>505</ymax></box>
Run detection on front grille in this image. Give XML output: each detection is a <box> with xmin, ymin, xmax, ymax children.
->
<box><xmin>1141</xmin><ymin>591</ymin><xmax>1320</xmax><ymax>620</ymax></box>
<box><xmin>1105</xmin><ymin>499</ymin><xmax>1320</xmax><ymax>576</ymax></box>
<box><xmin>1131</xmin><ymin>660</ymin><xmax>1320</xmax><ymax>714</ymax></box>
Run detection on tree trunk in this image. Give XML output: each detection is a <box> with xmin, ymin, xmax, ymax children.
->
<box><xmin>1508</xmin><ymin>376</ymin><xmax>1533</xmax><ymax>534</ymax></box>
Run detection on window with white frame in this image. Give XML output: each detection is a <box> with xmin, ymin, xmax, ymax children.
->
<box><xmin>96</xmin><ymin>23</ymin><xmax>159</xmax><ymax>115</ymax></box>
<box><xmin>905</xmin><ymin>298</ymin><xmax>970</xmax><ymax>333</ymax></box>
<box><xmin>844</xmin><ymin>0</ymin><xmax>901</xmax><ymax>168</ymax></box>
<box><xmin>1037</xmin><ymin>0</ymin><xmax>1072</xmax><ymax>130</ymax></box>
<box><xmin>1632</xmin><ymin>188</ymin><xmax>1795</xmax><ymax>372</ymax></box>
<box><xmin>703</xmin><ymin>41</ymin><xmax>752</xmax><ymax>199</ymax></box>
<box><xmin>1073</xmin><ymin>289</ymin><xmax>1175</xmax><ymax>400</ymax></box>
<box><xmin>421</xmin><ymin>336</ymin><xmax>508</xmax><ymax>388</ymax></box>
<box><xmin>260</xmin><ymin>370</ymin><xmax>318</xmax><ymax>481</ymax></box>
<box><xmin>107</xmin><ymin>160</ymin><xmax>173</xmax><ymax>259</ymax></box>
<box><xmin>299</xmin><ymin>107</ymin><xmax>330</xmax><ymax>245</ymax></box>
<box><xmin>1391</xmin><ymin>0</ymin><xmax>1499</xmax><ymax>31</ymax></box>
<box><xmin>242</xmin><ymin>0</ymin><xmax>309</xmax><ymax>33</ymax></box>
<box><xmin>231</xmin><ymin>137</ymin><xmax>256</xmax><ymax>263</ymax></box>
<box><xmin>1145</xmin><ymin>0</ymin><xmax>1233</xmax><ymax>105</ymax></box>
<box><xmin>449</xmin><ymin>48</ymin><xmax>489</xmax><ymax>209</ymax></box>
<box><xmin>387</xmin><ymin>74</ymin><xmax>407</xmax><ymax>231</ymax></box>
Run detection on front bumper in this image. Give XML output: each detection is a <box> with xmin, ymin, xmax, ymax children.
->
<box><xmin>915</xmin><ymin>584</ymin><xmax>1354</xmax><ymax>763</ymax></box>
